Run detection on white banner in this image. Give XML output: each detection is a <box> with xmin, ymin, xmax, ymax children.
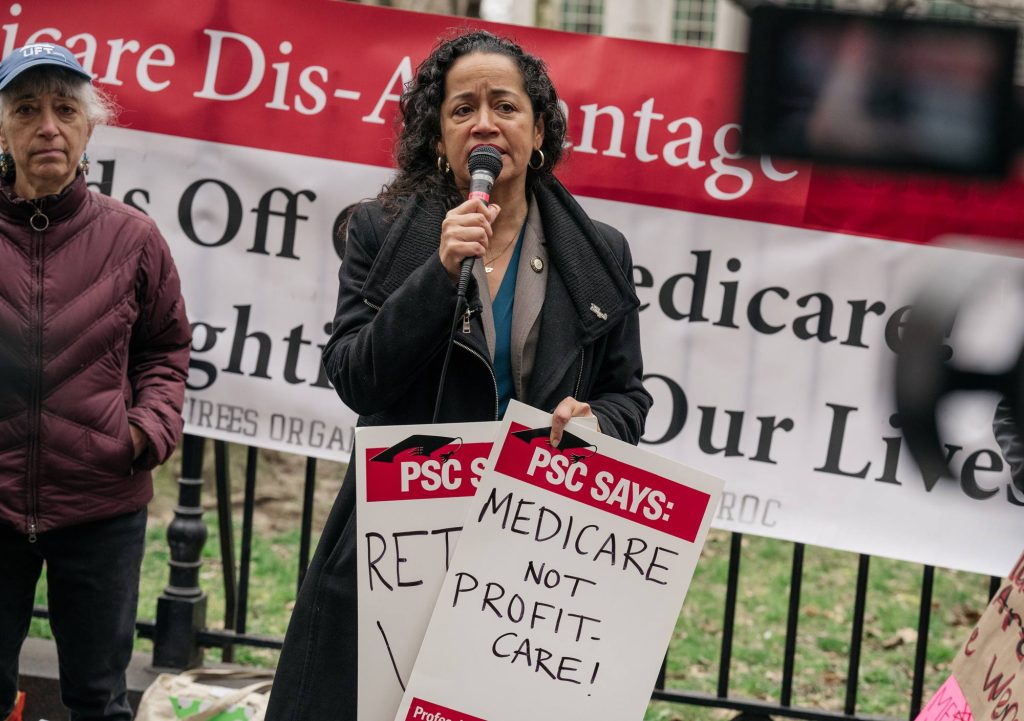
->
<box><xmin>88</xmin><ymin>127</ymin><xmax>375</xmax><ymax>461</ymax></box>
<box><xmin>86</xmin><ymin>126</ymin><xmax>1024</xmax><ymax>577</ymax></box>
<box><xmin>584</xmin><ymin>196</ymin><xmax>1024</xmax><ymax>575</ymax></box>
<box><xmin>43</xmin><ymin>0</ymin><xmax>1024</xmax><ymax>575</ymax></box>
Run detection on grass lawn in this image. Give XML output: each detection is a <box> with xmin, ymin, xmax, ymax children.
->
<box><xmin>30</xmin><ymin>444</ymin><xmax>995</xmax><ymax>720</ymax></box>
<box><xmin>650</xmin><ymin>533</ymin><xmax>990</xmax><ymax>720</ymax></box>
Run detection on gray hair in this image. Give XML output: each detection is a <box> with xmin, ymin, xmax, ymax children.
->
<box><xmin>0</xmin><ymin>66</ymin><xmax>116</xmax><ymax>127</ymax></box>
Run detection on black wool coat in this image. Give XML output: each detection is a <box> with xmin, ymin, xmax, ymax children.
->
<box><xmin>265</xmin><ymin>179</ymin><xmax>652</xmax><ymax>721</ymax></box>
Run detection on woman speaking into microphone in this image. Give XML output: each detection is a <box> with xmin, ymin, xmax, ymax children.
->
<box><xmin>266</xmin><ymin>28</ymin><xmax>651</xmax><ymax>721</ymax></box>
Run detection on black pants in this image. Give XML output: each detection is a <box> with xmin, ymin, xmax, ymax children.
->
<box><xmin>0</xmin><ymin>508</ymin><xmax>147</xmax><ymax>721</ymax></box>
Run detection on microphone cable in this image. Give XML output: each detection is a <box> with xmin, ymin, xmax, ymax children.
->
<box><xmin>431</xmin><ymin>146</ymin><xmax>504</xmax><ymax>424</ymax></box>
<box><xmin>431</xmin><ymin>286</ymin><xmax>471</xmax><ymax>424</ymax></box>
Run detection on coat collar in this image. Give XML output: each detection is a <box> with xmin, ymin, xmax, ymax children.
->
<box><xmin>363</xmin><ymin>196</ymin><xmax>447</xmax><ymax>306</ymax></box>
<box><xmin>363</xmin><ymin>180</ymin><xmax>638</xmax><ymax>344</ymax></box>
<box><xmin>532</xmin><ymin>179</ymin><xmax>637</xmax><ymax>342</ymax></box>
<box><xmin>0</xmin><ymin>171</ymin><xmax>88</xmax><ymax>227</ymax></box>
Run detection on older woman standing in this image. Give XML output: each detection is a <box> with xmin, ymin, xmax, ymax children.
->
<box><xmin>267</xmin><ymin>30</ymin><xmax>651</xmax><ymax>721</ymax></box>
<box><xmin>0</xmin><ymin>45</ymin><xmax>190</xmax><ymax>721</ymax></box>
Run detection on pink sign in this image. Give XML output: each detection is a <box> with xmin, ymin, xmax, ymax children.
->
<box><xmin>915</xmin><ymin>675</ymin><xmax>973</xmax><ymax>721</ymax></box>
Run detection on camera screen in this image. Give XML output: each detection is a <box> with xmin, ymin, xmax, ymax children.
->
<box><xmin>740</xmin><ymin>7</ymin><xmax>1019</xmax><ymax>176</ymax></box>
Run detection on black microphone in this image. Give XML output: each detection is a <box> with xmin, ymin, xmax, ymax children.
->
<box><xmin>457</xmin><ymin>145</ymin><xmax>504</xmax><ymax>297</ymax></box>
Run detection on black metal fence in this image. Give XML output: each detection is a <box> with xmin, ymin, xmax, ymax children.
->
<box><xmin>33</xmin><ymin>433</ymin><xmax>1001</xmax><ymax>720</ymax></box>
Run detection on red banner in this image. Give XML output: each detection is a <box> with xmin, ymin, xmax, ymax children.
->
<box><xmin>18</xmin><ymin>0</ymin><xmax>1024</xmax><ymax>243</ymax></box>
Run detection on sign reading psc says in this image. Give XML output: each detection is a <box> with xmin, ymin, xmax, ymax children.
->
<box><xmin>394</xmin><ymin>402</ymin><xmax>725</xmax><ymax>721</ymax></box>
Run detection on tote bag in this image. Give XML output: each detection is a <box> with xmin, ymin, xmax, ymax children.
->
<box><xmin>135</xmin><ymin>668</ymin><xmax>274</xmax><ymax>721</ymax></box>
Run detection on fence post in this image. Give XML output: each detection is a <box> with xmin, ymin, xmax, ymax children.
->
<box><xmin>152</xmin><ymin>433</ymin><xmax>209</xmax><ymax>669</ymax></box>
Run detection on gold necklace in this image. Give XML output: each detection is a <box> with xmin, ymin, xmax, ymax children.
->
<box><xmin>483</xmin><ymin>236</ymin><xmax>517</xmax><ymax>273</ymax></box>
<box><xmin>484</xmin><ymin>219</ymin><xmax>526</xmax><ymax>273</ymax></box>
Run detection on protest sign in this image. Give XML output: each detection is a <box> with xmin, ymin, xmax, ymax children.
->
<box><xmin>952</xmin><ymin>550</ymin><xmax>1024</xmax><ymax>720</ymax></box>
<box><xmin>394</xmin><ymin>401</ymin><xmax>724</xmax><ymax>721</ymax></box>
<box><xmin>914</xmin><ymin>676</ymin><xmax>973</xmax><ymax>721</ymax></box>
<box><xmin>357</xmin><ymin>422</ymin><xmax>500</xmax><ymax>721</ymax></box>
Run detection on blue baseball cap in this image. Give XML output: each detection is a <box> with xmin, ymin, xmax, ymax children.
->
<box><xmin>0</xmin><ymin>43</ymin><xmax>91</xmax><ymax>91</ymax></box>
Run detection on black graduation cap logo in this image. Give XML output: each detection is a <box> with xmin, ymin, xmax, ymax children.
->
<box><xmin>370</xmin><ymin>434</ymin><xmax>464</xmax><ymax>463</ymax></box>
<box><xmin>511</xmin><ymin>426</ymin><xmax>597</xmax><ymax>463</ymax></box>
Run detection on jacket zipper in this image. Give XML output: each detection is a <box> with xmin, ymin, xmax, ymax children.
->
<box><xmin>461</xmin><ymin>305</ymin><xmax>484</xmax><ymax>334</ymax></box>
<box><xmin>573</xmin><ymin>348</ymin><xmax>585</xmax><ymax>400</ymax></box>
<box><xmin>27</xmin><ymin>216</ymin><xmax>45</xmax><ymax>542</ymax></box>
<box><xmin>363</xmin><ymin>298</ymin><xmax>497</xmax><ymax>418</ymax></box>
<box><xmin>454</xmin><ymin>339</ymin><xmax>499</xmax><ymax>420</ymax></box>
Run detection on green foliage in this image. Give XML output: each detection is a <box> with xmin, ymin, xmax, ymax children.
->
<box><xmin>650</xmin><ymin>533</ymin><xmax>991</xmax><ymax>719</ymax></box>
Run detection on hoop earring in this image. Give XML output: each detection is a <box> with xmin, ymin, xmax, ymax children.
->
<box><xmin>0</xmin><ymin>152</ymin><xmax>11</xmax><ymax>178</ymax></box>
<box><xmin>79</xmin><ymin>152</ymin><xmax>89</xmax><ymax>175</ymax></box>
<box><xmin>529</xmin><ymin>149</ymin><xmax>545</xmax><ymax>170</ymax></box>
<box><xmin>436</xmin><ymin>155</ymin><xmax>450</xmax><ymax>175</ymax></box>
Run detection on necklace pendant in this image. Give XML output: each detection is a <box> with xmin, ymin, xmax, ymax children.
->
<box><xmin>484</xmin><ymin>265</ymin><xmax>494</xmax><ymax>273</ymax></box>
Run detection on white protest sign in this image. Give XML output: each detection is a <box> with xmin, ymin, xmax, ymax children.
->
<box><xmin>357</xmin><ymin>422</ymin><xmax>501</xmax><ymax>721</ymax></box>
<box><xmin>394</xmin><ymin>401</ymin><xmax>725</xmax><ymax>721</ymax></box>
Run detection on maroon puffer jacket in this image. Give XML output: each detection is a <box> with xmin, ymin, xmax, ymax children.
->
<box><xmin>0</xmin><ymin>173</ymin><xmax>191</xmax><ymax>536</ymax></box>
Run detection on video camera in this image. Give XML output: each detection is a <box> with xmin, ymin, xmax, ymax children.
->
<box><xmin>737</xmin><ymin>5</ymin><xmax>1023</xmax><ymax>479</ymax></box>
<box><xmin>740</xmin><ymin>4</ymin><xmax>1019</xmax><ymax>177</ymax></box>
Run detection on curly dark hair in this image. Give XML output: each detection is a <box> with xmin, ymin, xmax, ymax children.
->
<box><xmin>378</xmin><ymin>29</ymin><xmax>567</xmax><ymax>216</ymax></box>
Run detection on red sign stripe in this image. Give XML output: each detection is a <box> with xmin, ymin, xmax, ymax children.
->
<box><xmin>493</xmin><ymin>424</ymin><xmax>710</xmax><ymax>542</ymax></box>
